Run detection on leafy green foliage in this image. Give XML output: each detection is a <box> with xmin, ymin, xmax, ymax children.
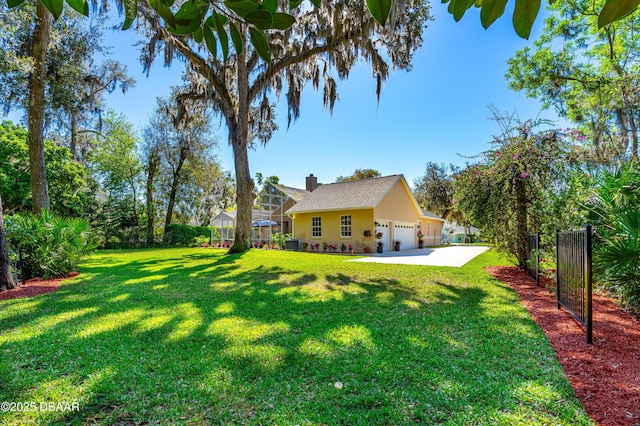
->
<box><xmin>599</xmin><ymin>0</ymin><xmax>640</xmax><ymax>28</ymax></box>
<box><xmin>88</xmin><ymin>195</ymin><xmax>142</xmax><ymax>249</ymax></box>
<box><xmin>366</xmin><ymin>0</ymin><xmax>392</xmax><ymax>26</ymax></box>
<box><xmin>441</xmin><ymin>0</ymin><xmax>640</xmax><ymax>39</ymax></box>
<box><xmin>335</xmin><ymin>168</ymin><xmax>381</xmax><ymax>182</ymax></box>
<box><xmin>537</xmin><ymin>167</ymin><xmax>596</xmax><ymax>258</ymax></box>
<box><xmin>413</xmin><ymin>162</ymin><xmax>461</xmax><ymax>221</ymax></box>
<box><xmin>453</xmin><ymin>110</ymin><xmax>585</xmax><ymax>267</ymax></box>
<box><xmin>3</xmin><ymin>0</ymin><xmax>397</xmax><ymax>63</ymax></box>
<box><xmin>163</xmin><ymin>223</ymin><xmax>211</xmax><ymax>246</ymax></box>
<box><xmin>505</xmin><ymin>0</ymin><xmax>640</xmax><ymax>159</ymax></box>
<box><xmin>588</xmin><ymin>162</ymin><xmax>640</xmax><ymax>311</ymax></box>
<box><xmin>0</xmin><ymin>121</ymin><xmax>88</xmax><ymax>217</ymax></box>
<box><xmin>5</xmin><ymin>210</ymin><xmax>96</xmax><ymax>279</ymax></box>
<box><xmin>87</xmin><ymin>111</ymin><xmax>142</xmax><ymax>194</ymax></box>
<box><xmin>512</xmin><ymin>0</ymin><xmax>540</xmax><ymax>39</ymax></box>
<box><xmin>271</xmin><ymin>231</ymin><xmax>290</xmax><ymax>249</ymax></box>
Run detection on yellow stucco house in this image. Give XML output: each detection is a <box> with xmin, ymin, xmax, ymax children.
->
<box><xmin>286</xmin><ymin>174</ymin><xmax>444</xmax><ymax>252</ymax></box>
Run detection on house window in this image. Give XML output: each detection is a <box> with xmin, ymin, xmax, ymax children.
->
<box><xmin>340</xmin><ymin>215</ymin><xmax>352</xmax><ymax>237</ymax></box>
<box><xmin>312</xmin><ymin>216</ymin><xmax>322</xmax><ymax>238</ymax></box>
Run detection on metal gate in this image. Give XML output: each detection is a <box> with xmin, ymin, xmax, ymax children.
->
<box><xmin>556</xmin><ymin>226</ymin><xmax>593</xmax><ymax>344</ymax></box>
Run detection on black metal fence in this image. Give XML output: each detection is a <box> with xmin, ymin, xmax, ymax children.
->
<box><xmin>556</xmin><ymin>226</ymin><xmax>593</xmax><ymax>344</ymax></box>
<box><xmin>527</xmin><ymin>233</ymin><xmax>540</xmax><ymax>287</ymax></box>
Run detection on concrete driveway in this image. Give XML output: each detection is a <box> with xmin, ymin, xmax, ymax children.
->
<box><xmin>347</xmin><ymin>245</ymin><xmax>490</xmax><ymax>267</ymax></box>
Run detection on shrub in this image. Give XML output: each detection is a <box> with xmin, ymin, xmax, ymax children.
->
<box><xmin>271</xmin><ymin>232</ymin><xmax>290</xmax><ymax>250</ymax></box>
<box><xmin>6</xmin><ymin>210</ymin><xmax>97</xmax><ymax>279</ymax></box>
<box><xmin>589</xmin><ymin>162</ymin><xmax>640</xmax><ymax>311</ymax></box>
<box><xmin>192</xmin><ymin>235</ymin><xmax>210</xmax><ymax>247</ymax></box>
<box><xmin>164</xmin><ymin>224</ymin><xmax>211</xmax><ymax>246</ymax></box>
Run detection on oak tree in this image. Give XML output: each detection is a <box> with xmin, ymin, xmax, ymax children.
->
<box><xmin>137</xmin><ymin>0</ymin><xmax>430</xmax><ymax>253</ymax></box>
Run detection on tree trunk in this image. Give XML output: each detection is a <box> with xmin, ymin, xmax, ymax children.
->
<box><xmin>229</xmin><ymin>128</ymin><xmax>254</xmax><ymax>253</ymax></box>
<box><xmin>0</xmin><ymin>196</ymin><xmax>17</xmax><ymax>291</ymax></box>
<box><xmin>163</xmin><ymin>153</ymin><xmax>186</xmax><ymax>238</ymax></box>
<box><xmin>514</xmin><ymin>175</ymin><xmax>528</xmax><ymax>269</ymax></box>
<box><xmin>146</xmin><ymin>153</ymin><xmax>159</xmax><ymax>245</ymax></box>
<box><xmin>229</xmin><ymin>44</ymin><xmax>253</xmax><ymax>254</ymax></box>
<box><xmin>28</xmin><ymin>2</ymin><xmax>51</xmax><ymax>213</ymax></box>
<box><xmin>629</xmin><ymin>115</ymin><xmax>638</xmax><ymax>159</ymax></box>
<box><xmin>70</xmin><ymin>113</ymin><xmax>77</xmax><ymax>160</ymax></box>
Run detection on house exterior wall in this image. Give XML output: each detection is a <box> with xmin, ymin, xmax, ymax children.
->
<box><xmin>374</xmin><ymin>181</ymin><xmax>421</xmax><ymax>223</ymax></box>
<box><xmin>420</xmin><ymin>217</ymin><xmax>443</xmax><ymax>246</ymax></box>
<box><xmin>291</xmin><ymin>209</ymin><xmax>375</xmax><ymax>251</ymax></box>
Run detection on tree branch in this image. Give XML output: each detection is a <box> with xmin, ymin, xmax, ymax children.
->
<box><xmin>249</xmin><ymin>26</ymin><xmax>367</xmax><ymax>102</ymax></box>
<box><xmin>138</xmin><ymin>0</ymin><xmax>236</xmax><ymax>121</ymax></box>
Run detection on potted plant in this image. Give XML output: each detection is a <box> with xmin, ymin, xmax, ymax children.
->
<box><xmin>417</xmin><ymin>230</ymin><xmax>424</xmax><ymax>249</ymax></box>
<box><xmin>363</xmin><ymin>245</ymin><xmax>371</xmax><ymax>253</ymax></box>
<box><xmin>376</xmin><ymin>231</ymin><xmax>383</xmax><ymax>239</ymax></box>
<box><xmin>394</xmin><ymin>240</ymin><xmax>401</xmax><ymax>251</ymax></box>
<box><xmin>377</xmin><ymin>241</ymin><xmax>383</xmax><ymax>253</ymax></box>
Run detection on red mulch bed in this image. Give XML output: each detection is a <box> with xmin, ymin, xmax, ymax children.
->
<box><xmin>486</xmin><ymin>266</ymin><xmax>640</xmax><ymax>426</ymax></box>
<box><xmin>0</xmin><ymin>272</ymin><xmax>78</xmax><ymax>301</ymax></box>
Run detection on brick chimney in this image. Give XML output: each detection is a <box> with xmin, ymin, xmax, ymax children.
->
<box><xmin>306</xmin><ymin>174</ymin><xmax>318</xmax><ymax>192</ymax></box>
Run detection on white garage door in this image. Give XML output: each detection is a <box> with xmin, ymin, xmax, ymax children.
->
<box><xmin>394</xmin><ymin>223</ymin><xmax>416</xmax><ymax>250</ymax></box>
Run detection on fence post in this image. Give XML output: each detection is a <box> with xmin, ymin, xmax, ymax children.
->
<box><xmin>536</xmin><ymin>232</ymin><xmax>540</xmax><ymax>287</ymax></box>
<box><xmin>556</xmin><ymin>229</ymin><xmax>560</xmax><ymax>310</ymax></box>
<box><xmin>585</xmin><ymin>224</ymin><xmax>593</xmax><ymax>344</ymax></box>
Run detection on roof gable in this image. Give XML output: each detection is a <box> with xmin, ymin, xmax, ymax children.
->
<box><xmin>286</xmin><ymin>175</ymin><xmax>404</xmax><ymax>214</ymax></box>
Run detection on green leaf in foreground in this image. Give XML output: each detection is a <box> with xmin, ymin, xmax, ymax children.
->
<box><xmin>598</xmin><ymin>0</ymin><xmax>640</xmax><ymax>28</ymax></box>
<box><xmin>121</xmin><ymin>0</ymin><xmax>139</xmax><ymax>30</ymax></box>
<box><xmin>65</xmin><ymin>0</ymin><xmax>89</xmax><ymax>16</ymax></box>
<box><xmin>249</xmin><ymin>26</ymin><xmax>271</xmax><ymax>61</ymax></box>
<box><xmin>224</xmin><ymin>0</ymin><xmax>260</xmax><ymax>17</ymax></box>
<box><xmin>260</xmin><ymin>0</ymin><xmax>278</xmax><ymax>13</ymax></box>
<box><xmin>213</xmin><ymin>13</ymin><xmax>229</xmax><ymax>61</ymax></box>
<box><xmin>229</xmin><ymin>21</ymin><xmax>243</xmax><ymax>55</ymax></box>
<box><xmin>512</xmin><ymin>0</ymin><xmax>540</xmax><ymax>39</ymax></box>
<box><xmin>271</xmin><ymin>12</ymin><xmax>295</xmax><ymax>30</ymax></box>
<box><xmin>203</xmin><ymin>24</ymin><xmax>217</xmax><ymax>57</ymax></box>
<box><xmin>366</xmin><ymin>0</ymin><xmax>392</xmax><ymax>25</ymax></box>
<box><xmin>244</xmin><ymin>9</ymin><xmax>273</xmax><ymax>30</ymax></box>
<box><xmin>480</xmin><ymin>0</ymin><xmax>508</xmax><ymax>29</ymax></box>
<box><xmin>41</xmin><ymin>0</ymin><xmax>64</xmax><ymax>19</ymax></box>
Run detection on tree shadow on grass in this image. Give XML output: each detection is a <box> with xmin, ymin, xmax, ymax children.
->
<box><xmin>0</xmin><ymin>248</ymin><xmax>590</xmax><ymax>425</ymax></box>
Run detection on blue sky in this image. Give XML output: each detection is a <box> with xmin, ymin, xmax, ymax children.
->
<box><xmin>101</xmin><ymin>2</ymin><xmax>563</xmax><ymax>190</ymax></box>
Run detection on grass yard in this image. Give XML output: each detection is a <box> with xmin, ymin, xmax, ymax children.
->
<box><xmin>0</xmin><ymin>248</ymin><xmax>592</xmax><ymax>425</ymax></box>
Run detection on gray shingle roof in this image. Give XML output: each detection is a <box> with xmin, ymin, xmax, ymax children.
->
<box><xmin>421</xmin><ymin>208</ymin><xmax>446</xmax><ymax>222</ymax></box>
<box><xmin>286</xmin><ymin>175</ymin><xmax>403</xmax><ymax>213</ymax></box>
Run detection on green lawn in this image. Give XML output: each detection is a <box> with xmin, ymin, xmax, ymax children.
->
<box><xmin>0</xmin><ymin>248</ymin><xmax>592</xmax><ymax>425</ymax></box>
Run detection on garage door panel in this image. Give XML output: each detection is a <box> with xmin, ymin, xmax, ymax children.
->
<box><xmin>394</xmin><ymin>223</ymin><xmax>415</xmax><ymax>249</ymax></box>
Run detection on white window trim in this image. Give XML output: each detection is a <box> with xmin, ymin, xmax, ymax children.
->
<box><xmin>340</xmin><ymin>215</ymin><xmax>352</xmax><ymax>238</ymax></box>
<box><xmin>311</xmin><ymin>216</ymin><xmax>322</xmax><ymax>239</ymax></box>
